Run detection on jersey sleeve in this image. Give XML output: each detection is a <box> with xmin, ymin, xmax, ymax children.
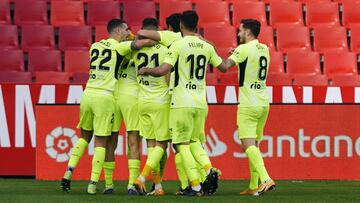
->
<box><xmin>228</xmin><ymin>45</ymin><xmax>247</xmax><ymax>64</ymax></box>
<box><xmin>158</xmin><ymin>31</ymin><xmax>179</xmax><ymax>47</ymax></box>
<box><xmin>115</xmin><ymin>41</ymin><xmax>132</xmax><ymax>56</ymax></box>
<box><xmin>209</xmin><ymin>46</ymin><xmax>223</xmax><ymax>67</ymax></box>
<box><xmin>163</xmin><ymin>43</ymin><xmax>179</xmax><ymax>67</ymax></box>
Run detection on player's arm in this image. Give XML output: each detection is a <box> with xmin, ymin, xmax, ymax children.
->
<box><xmin>216</xmin><ymin>58</ymin><xmax>236</xmax><ymax>73</ymax></box>
<box><xmin>138</xmin><ymin>63</ymin><xmax>173</xmax><ymax>77</ymax></box>
<box><xmin>137</xmin><ymin>30</ymin><xmax>161</xmax><ymax>41</ymax></box>
<box><xmin>130</xmin><ymin>38</ymin><xmax>157</xmax><ymax>50</ymax></box>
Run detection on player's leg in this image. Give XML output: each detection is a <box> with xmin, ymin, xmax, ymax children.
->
<box><xmin>127</xmin><ymin>130</ymin><xmax>141</xmax><ymax>195</ymax></box>
<box><xmin>174</xmin><ymin>151</ymin><xmax>191</xmax><ymax>195</ymax></box>
<box><xmin>103</xmin><ymin>132</ymin><xmax>118</xmax><ymax>194</ymax></box>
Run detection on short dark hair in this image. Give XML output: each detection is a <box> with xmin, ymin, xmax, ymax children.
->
<box><xmin>241</xmin><ymin>19</ymin><xmax>261</xmax><ymax>38</ymax></box>
<box><xmin>166</xmin><ymin>13</ymin><xmax>181</xmax><ymax>32</ymax></box>
<box><xmin>107</xmin><ymin>19</ymin><xmax>126</xmax><ymax>33</ymax></box>
<box><xmin>142</xmin><ymin>17</ymin><xmax>158</xmax><ymax>30</ymax></box>
<box><xmin>180</xmin><ymin>10</ymin><xmax>198</xmax><ymax>32</ymax></box>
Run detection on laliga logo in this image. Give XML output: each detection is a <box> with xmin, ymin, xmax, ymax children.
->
<box><xmin>45</xmin><ymin>127</ymin><xmax>78</xmax><ymax>162</ymax></box>
<box><xmin>204</xmin><ymin>128</ymin><xmax>227</xmax><ymax>157</ymax></box>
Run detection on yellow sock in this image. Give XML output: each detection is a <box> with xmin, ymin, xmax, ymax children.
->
<box><xmin>103</xmin><ymin>162</ymin><xmax>115</xmax><ymax>187</ymax></box>
<box><xmin>159</xmin><ymin>152</ymin><xmax>167</xmax><ymax>179</ymax></box>
<box><xmin>190</xmin><ymin>142</ymin><xmax>212</xmax><ymax>173</ymax></box>
<box><xmin>90</xmin><ymin>147</ymin><xmax>106</xmax><ymax>182</ymax></box>
<box><xmin>128</xmin><ymin>159</ymin><xmax>140</xmax><ymax>188</ymax></box>
<box><xmin>249</xmin><ymin>160</ymin><xmax>259</xmax><ymax>190</ymax></box>
<box><xmin>141</xmin><ymin>146</ymin><xmax>164</xmax><ymax>178</ymax></box>
<box><xmin>68</xmin><ymin>138</ymin><xmax>88</xmax><ymax>168</ymax></box>
<box><xmin>175</xmin><ymin>153</ymin><xmax>189</xmax><ymax>189</ymax></box>
<box><xmin>152</xmin><ymin>157</ymin><xmax>161</xmax><ymax>184</ymax></box>
<box><xmin>178</xmin><ymin>145</ymin><xmax>200</xmax><ymax>187</ymax></box>
<box><xmin>197</xmin><ymin>161</ymin><xmax>207</xmax><ymax>182</ymax></box>
<box><xmin>245</xmin><ymin>146</ymin><xmax>270</xmax><ymax>183</ymax></box>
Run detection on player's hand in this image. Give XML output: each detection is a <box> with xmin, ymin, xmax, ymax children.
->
<box><xmin>138</xmin><ymin>67</ymin><xmax>149</xmax><ymax>76</ymax></box>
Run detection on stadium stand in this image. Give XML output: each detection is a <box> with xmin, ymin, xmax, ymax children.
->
<box><xmin>269</xmin><ymin>1</ymin><xmax>303</xmax><ymax>27</ymax></box>
<box><xmin>123</xmin><ymin>1</ymin><xmax>156</xmax><ymax>26</ymax></box>
<box><xmin>87</xmin><ymin>1</ymin><xmax>120</xmax><ymax>26</ymax></box>
<box><xmin>14</xmin><ymin>0</ymin><xmax>48</xmax><ymax>26</ymax></box>
<box><xmin>286</xmin><ymin>51</ymin><xmax>321</xmax><ymax>77</ymax></box>
<box><xmin>266</xmin><ymin>73</ymin><xmax>292</xmax><ymax>86</ymax></box>
<box><xmin>332</xmin><ymin>74</ymin><xmax>360</xmax><ymax>86</ymax></box>
<box><xmin>293</xmin><ymin>74</ymin><xmax>328</xmax><ymax>86</ymax></box>
<box><xmin>323</xmin><ymin>51</ymin><xmax>358</xmax><ymax>78</ymax></box>
<box><xmin>196</xmin><ymin>1</ymin><xmax>230</xmax><ymax>28</ymax></box>
<box><xmin>258</xmin><ymin>26</ymin><xmax>275</xmax><ymax>51</ymax></box>
<box><xmin>28</xmin><ymin>50</ymin><xmax>62</xmax><ymax>73</ymax></box>
<box><xmin>21</xmin><ymin>25</ymin><xmax>55</xmax><ymax>52</ymax></box>
<box><xmin>305</xmin><ymin>1</ymin><xmax>340</xmax><ymax>28</ymax></box>
<box><xmin>64</xmin><ymin>50</ymin><xmax>90</xmax><ymax>75</ymax></box>
<box><xmin>350</xmin><ymin>25</ymin><xmax>360</xmax><ymax>54</ymax></box>
<box><xmin>0</xmin><ymin>50</ymin><xmax>24</xmax><ymax>71</ymax></box>
<box><xmin>276</xmin><ymin>25</ymin><xmax>311</xmax><ymax>53</ymax></box>
<box><xmin>203</xmin><ymin>26</ymin><xmax>237</xmax><ymax>48</ymax></box>
<box><xmin>35</xmin><ymin>71</ymin><xmax>70</xmax><ymax>84</ymax></box>
<box><xmin>0</xmin><ymin>0</ymin><xmax>10</xmax><ymax>25</ymax></box>
<box><xmin>313</xmin><ymin>26</ymin><xmax>348</xmax><ymax>54</ymax></box>
<box><xmin>0</xmin><ymin>71</ymin><xmax>32</xmax><ymax>83</ymax></box>
<box><xmin>58</xmin><ymin>26</ymin><xmax>92</xmax><ymax>51</ymax></box>
<box><xmin>342</xmin><ymin>0</ymin><xmax>360</xmax><ymax>28</ymax></box>
<box><xmin>51</xmin><ymin>1</ymin><xmax>85</xmax><ymax>27</ymax></box>
<box><xmin>159</xmin><ymin>0</ymin><xmax>192</xmax><ymax>27</ymax></box>
<box><xmin>268</xmin><ymin>51</ymin><xmax>284</xmax><ymax>74</ymax></box>
<box><xmin>0</xmin><ymin>25</ymin><xmax>19</xmax><ymax>50</ymax></box>
<box><xmin>232</xmin><ymin>1</ymin><xmax>267</xmax><ymax>27</ymax></box>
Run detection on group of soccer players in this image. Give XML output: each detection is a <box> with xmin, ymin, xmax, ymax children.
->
<box><xmin>60</xmin><ymin>10</ymin><xmax>276</xmax><ymax>197</ymax></box>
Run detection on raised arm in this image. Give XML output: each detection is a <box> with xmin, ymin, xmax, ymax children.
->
<box><xmin>138</xmin><ymin>63</ymin><xmax>173</xmax><ymax>77</ymax></box>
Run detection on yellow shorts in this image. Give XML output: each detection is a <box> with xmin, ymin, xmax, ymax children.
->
<box><xmin>77</xmin><ymin>92</ymin><xmax>115</xmax><ymax>136</ymax></box>
<box><xmin>237</xmin><ymin>106</ymin><xmax>269</xmax><ymax>141</ymax></box>
<box><xmin>170</xmin><ymin>107</ymin><xmax>208</xmax><ymax>144</ymax></box>
<box><xmin>113</xmin><ymin>94</ymin><xmax>139</xmax><ymax>132</ymax></box>
<box><xmin>139</xmin><ymin>102</ymin><xmax>170</xmax><ymax>141</ymax></box>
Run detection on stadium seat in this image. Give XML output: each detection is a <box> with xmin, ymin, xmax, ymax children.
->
<box><xmin>64</xmin><ymin>50</ymin><xmax>89</xmax><ymax>74</ymax></box>
<box><xmin>0</xmin><ymin>0</ymin><xmax>10</xmax><ymax>25</ymax></box>
<box><xmin>159</xmin><ymin>0</ymin><xmax>192</xmax><ymax>27</ymax></box>
<box><xmin>269</xmin><ymin>2</ymin><xmax>303</xmax><ymax>27</ymax></box>
<box><xmin>58</xmin><ymin>26</ymin><xmax>92</xmax><ymax>51</ymax></box>
<box><xmin>14</xmin><ymin>0</ymin><xmax>48</xmax><ymax>26</ymax></box>
<box><xmin>123</xmin><ymin>1</ymin><xmax>156</xmax><ymax>26</ymax></box>
<box><xmin>216</xmin><ymin>47</ymin><xmax>232</xmax><ymax>59</ymax></box>
<box><xmin>72</xmin><ymin>72</ymin><xmax>89</xmax><ymax>84</ymax></box>
<box><xmin>286</xmin><ymin>51</ymin><xmax>321</xmax><ymax>77</ymax></box>
<box><xmin>95</xmin><ymin>26</ymin><xmax>108</xmax><ymax>42</ymax></box>
<box><xmin>0</xmin><ymin>71</ymin><xmax>32</xmax><ymax>83</ymax></box>
<box><xmin>87</xmin><ymin>1</ymin><xmax>120</xmax><ymax>26</ymax></box>
<box><xmin>0</xmin><ymin>50</ymin><xmax>24</xmax><ymax>71</ymax></box>
<box><xmin>0</xmin><ymin>25</ymin><xmax>19</xmax><ymax>50</ymax></box>
<box><xmin>342</xmin><ymin>1</ymin><xmax>360</xmax><ymax>28</ymax></box>
<box><xmin>350</xmin><ymin>25</ymin><xmax>360</xmax><ymax>54</ymax></box>
<box><xmin>305</xmin><ymin>2</ymin><xmax>340</xmax><ymax>28</ymax></box>
<box><xmin>313</xmin><ymin>26</ymin><xmax>348</xmax><ymax>54</ymax></box>
<box><xmin>35</xmin><ymin>72</ymin><xmax>70</xmax><ymax>84</ymax></box>
<box><xmin>266</xmin><ymin>73</ymin><xmax>292</xmax><ymax>86</ymax></box>
<box><xmin>323</xmin><ymin>51</ymin><xmax>357</xmax><ymax>78</ymax></box>
<box><xmin>269</xmin><ymin>51</ymin><xmax>284</xmax><ymax>74</ymax></box>
<box><xmin>206</xmin><ymin>72</ymin><xmax>218</xmax><ymax>85</ymax></box>
<box><xmin>51</xmin><ymin>1</ymin><xmax>85</xmax><ymax>26</ymax></box>
<box><xmin>196</xmin><ymin>1</ymin><xmax>230</xmax><ymax>28</ymax></box>
<box><xmin>298</xmin><ymin>0</ymin><xmax>332</xmax><ymax>3</ymax></box>
<box><xmin>232</xmin><ymin>1</ymin><xmax>267</xmax><ymax>27</ymax></box>
<box><xmin>276</xmin><ymin>25</ymin><xmax>311</xmax><ymax>53</ymax></box>
<box><xmin>332</xmin><ymin>74</ymin><xmax>360</xmax><ymax>86</ymax></box>
<box><xmin>130</xmin><ymin>25</ymin><xmax>142</xmax><ymax>36</ymax></box>
<box><xmin>203</xmin><ymin>26</ymin><xmax>237</xmax><ymax>48</ymax></box>
<box><xmin>258</xmin><ymin>26</ymin><xmax>275</xmax><ymax>51</ymax></box>
<box><xmin>28</xmin><ymin>50</ymin><xmax>62</xmax><ymax>73</ymax></box>
<box><xmin>21</xmin><ymin>25</ymin><xmax>55</xmax><ymax>52</ymax></box>
<box><xmin>218</xmin><ymin>71</ymin><xmax>238</xmax><ymax>85</ymax></box>
<box><xmin>293</xmin><ymin>74</ymin><xmax>328</xmax><ymax>86</ymax></box>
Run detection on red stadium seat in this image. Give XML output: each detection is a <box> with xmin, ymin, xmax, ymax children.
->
<box><xmin>72</xmin><ymin>72</ymin><xmax>89</xmax><ymax>84</ymax></box>
<box><xmin>64</xmin><ymin>50</ymin><xmax>89</xmax><ymax>74</ymax></box>
<box><xmin>35</xmin><ymin>72</ymin><xmax>70</xmax><ymax>84</ymax></box>
<box><xmin>0</xmin><ymin>0</ymin><xmax>10</xmax><ymax>25</ymax></box>
<box><xmin>28</xmin><ymin>50</ymin><xmax>62</xmax><ymax>73</ymax></box>
<box><xmin>232</xmin><ymin>1</ymin><xmax>267</xmax><ymax>27</ymax></box>
<box><xmin>0</xmin><ymin>71</ymin><xmax>32</xmax><ymax>83</ymax></box>
<box><xmin>206</xmin><ymin>72</ymin><xmax>218</xmax><ymax>85</ymax></box>
<box><xmin>293</xmin><ymin>74</ymin><xmax>328</xmax><ymax>86</ymax></box>
<box><xmin>216</xmin><ymin>47</ymin><xmax>232</xmax><ymax>59</ymax></box>
<box><xmin>269</xmin><ymin>2</ymin><xmax>303</xmax><ymax>27</ymax></box>
<box><xmin>258</xmin><ymin>26</ymin><xmax>275</xmax><ymax>51</ymax></box>
<box><xmin>196</xmin><ymin>1</ymin><xmax>230</xmax><ymax>28</ymax></box>
<box><xmin>286</xmin><ymin>51</ymin><xmax>321</xmax><ymax>77</ymax></box>
<box><xmin>51</xmin><ymin>1</ymin><xmax>85</xmax><ymax>26</ymax></box>
<box><xmin>332</xmin><ymin>74</ymin><xmax>360</xmax><ymax>86</ymax></box>
<box><xmin>95</xmin><ymin>26</ymin><xmax>108</xmax><ymax>42</ymax></box>
<box><xmin>14</xmin><ymin>0</ymin><xmax>48</xmax><ymax>26</ymax></box>
<box><xmin>342</xmin><ymin>1</ymin><xmax>360</xmax><ymax>28</ymax></box>
<box><xmin>263</xmin><ymin>0</ymin><xmax>294</xmax><ymax>3</ymax></box>
<box><xmin>350</xmin><ymin>25</ymin><xmax>360</xmax><ymax>54</ymax></box>
<box><xmin>267</xmin><ymin>73</ymin><xmax>292</xmax><ymax>86</ymax></box>
<box><xmin>21</xmin><ymin>25</ymin><xmax>55</xmax><ymax>52</ymax></box>
<box><xmin>87</xmin><ymin>1</ymin><xmax>120</xmax><ymax>26</ymax></box>
<box><xmin>203</xmin><ymin>26</ymin><xmax>237</xmax><ymax>48</ymax></box>
<box><xmin>159</xmin><ymin>0</ymin><xmax>192</xmax><ymax>27</ymax></box>
<box><xmin>323</xmin><ymin>51</ymin><xmax>357</xmax><ymax>78</ymax></box>
<box><xmin>276</xmin><ymin>26</ymin><xmax>311</xmax><ymax>53</ymax></box>
<box><xmin>313</xmin><ymin>26</ymin><xmax>348</xmax><ymax>54</ymax></box>
<box><xmin>0</xmin><ymin>25</ymin><xmax>19</xmax><ymax>50</ymax></box>
<box><xmin>58</xmin><ymin>26</ymin><xmax>92</xmax><ymax>51</ymax></box>
<box><xmin>298</xmin><ymin>0</ymin><xmax>332</xmax><ymax>3</ymax></box>
<box><xmin>305</xmin><ymin>2</ymin><xmax>340</xmax><ymax>28</ymax></box>
<box><xmin>218</xmin><ymin>71</ymin><xmax>238</xmax><ymax>85</ymax></box>
<box><xmin>269</xmin><ymin>51</ymin><xmax>284</xmax><ymax>74</ymax></box>
<box><xmin>123</xmin><ymin>1</ymin><xmax>156</xmax><ymax>26</ymax></box>
<box><xmin>0</xmin><ymin>50</ymin><xmax>24</xmax><ymax>71</ymax></box>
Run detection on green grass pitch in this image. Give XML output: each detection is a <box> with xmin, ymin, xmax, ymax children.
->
<box><xmin>0</xmin><ymin>179</ymin><xmax>359</xmax><ymax>203</ymax></box>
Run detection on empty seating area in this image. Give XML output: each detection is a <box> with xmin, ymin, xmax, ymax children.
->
<box><xmin>0</xmin><ymin>0</ymin><xmax>359</xmax><ymax>86</ymax></box>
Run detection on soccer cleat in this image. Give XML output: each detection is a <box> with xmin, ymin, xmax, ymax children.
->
<box><xmin>127</xmin><ymin>186</ymin><xmax>139</xmax><ymax>196</ymax></box>
<box><xmin>147</xmin><ymin>188</ymin><xmax>165</xmax><ymax>196</ymax></box>
<box><xmin>181</xmin><ymin>188</ymin><xmax>204</xmax><ymax>197</ymax></box>
<box><xmin>258</xmin><ymin>179</ymin><xmax>276</xmax><ymax>195</ymax></box>
<box><xmin>175</xmin><ymin>186</ymin><xmax>191</xmax><ymax>196</ymax></box>
<box><xmin>133</xmin><ymin>179</ymin><xmax>147</xmax><ymax>195</ymax></box>
<box><xmin>202</xmin><ymin>168</ymin><xmax>221</xmax><ymax>195</ymax></box>
<box><xmin>60</xmin><ymin>178</ymin><xmax>71</xmax><ymax>192</ymax></box>
<box><xmin>103</xmin><ymin>185</ymin><xmax>114</xmax><ymax>194</ymax></box>
<box><xmin>240</xmin><ymin>188</ymin><xmax>259</xmax><ymax>196</ymax></box>
<box><xmin>87</xmin><ymin>181</ymin><xmax>97</xmax><ymax>195</ymax></box>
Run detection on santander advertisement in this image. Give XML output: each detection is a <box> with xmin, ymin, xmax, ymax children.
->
<box><xmin>35</xmin><ymin>104</ymin><xmax>360</xmax><ymax>180</ymax></box>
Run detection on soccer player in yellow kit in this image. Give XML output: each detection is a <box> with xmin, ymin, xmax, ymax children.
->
<box><xmin>60</xmin><ymin>19</ymin><xmax>154</xmax><ymax>195</ymax></box>
<box><xmin>216</xmin><ymin>19</ymin><xmax>275</xmax><ymax>196</ymax></box>
<box><xmin>138</xmin><ymin>11</ymin><xmax>223</xmax><ymax>196</ymax></box>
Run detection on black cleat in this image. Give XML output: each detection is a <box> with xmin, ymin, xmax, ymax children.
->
<box><xmin>175</xmin><ymin>186</ymin><xmax>191</xmax><ymax>196</ymax></box>
<box><xmin>181</xmin><ymin>187</ymin><xmax>204</xmax><ymax>196</ymax></box>
<box><xmin>202</xmin><ymin>168</ymin><xmax>220</xmax><ymax>195</ymax></box>
<box><xmin>60</xmin><ymin>178</ymin><xmax>71</xmax><ymax>192</ymax></box>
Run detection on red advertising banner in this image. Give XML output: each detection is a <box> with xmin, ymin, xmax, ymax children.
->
<box><xmin>36</xmin><ymin>104</ymin><xmax>360</xmax><ymax>180</ymax></box>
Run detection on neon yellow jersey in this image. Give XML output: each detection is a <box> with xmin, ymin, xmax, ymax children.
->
<box><xmin>228</xmin><ymin>39</ymin><xmax>270</xmax><ymax>107</ymax></box>
<box><xmin>115</xmin><ymin>56</ymin><xmax>139</xmax><ymax>97</ymax></box>
<box><xmin>164</xmin><ymin>36</ymin><xmax>223</xmax><ymax>109</ymax></box>
<box><xmin>158</xmin><ymin>30</ymin><xmax>182</xmax><ymax>47</ymax></box>
<box><xmin>86</xmin><ymin>38</ymin><xmax>131</xmax><ymax>96</ymax></box>
<box><xmin>132</xmin><ymin>44</ymin><xmax>170</xmax><ymax>104</ymax></box>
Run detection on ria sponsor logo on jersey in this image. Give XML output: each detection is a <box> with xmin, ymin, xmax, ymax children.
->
<box><xmin>250</xmin><ymin>81</ymin><xmax>266</xmax><ymax>90</ymax></box>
